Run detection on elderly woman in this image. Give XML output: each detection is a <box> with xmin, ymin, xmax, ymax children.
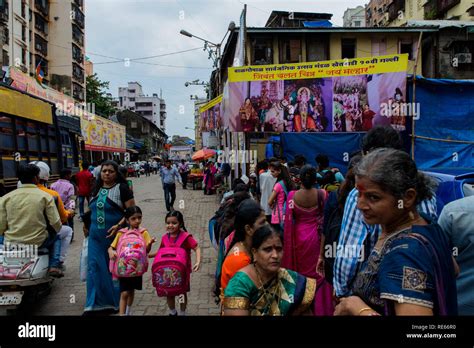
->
<box><xmin>83</xmin><ymin>160</ymin><xmax>135</xmax><ymax>315</ymax></box>
<box><xmin>335</xmin><ymin>148</ymin><xmax>458</xmax><ymax>316</ymax></box>
<box><xmin>223</xmin><ymin>225</ymin><xmax>316</xmax><ymax>316</ymax></box>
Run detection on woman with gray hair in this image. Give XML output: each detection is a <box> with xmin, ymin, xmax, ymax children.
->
<box><xmin>334</xmin><ymin>148</ymin><xmax>458</xmax><ymax>316</ymax></box>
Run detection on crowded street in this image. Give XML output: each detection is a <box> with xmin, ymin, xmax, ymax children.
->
<box><xmin>1</xmin><ymin>0</ymin><xmax>474</xmax><ymax>345</ymax></box>
<box><xmin>29</xmin><ymin>173</ymin><xmax>220</xmax><ymax>316</ymax></box>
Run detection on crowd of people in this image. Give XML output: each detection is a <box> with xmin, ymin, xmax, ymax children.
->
<box><xmin>211</xmin><ymin>126</ymin><xmax>472</xmax><ymax>316</ymax></box>
<box><xmin>0</xmin><ymin>125</ymin><xmax>472</xmax><ymax>317</ymax></box>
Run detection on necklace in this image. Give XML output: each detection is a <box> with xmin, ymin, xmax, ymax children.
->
<box><xmin>254</xmin><ymin>264</ymin><xmax>280</xmax><ymax>316</ymax></box>
<box><xmin>379</xmin><ymin>216</ymin><xmax>424</xmax><ymax>242</ymax></box>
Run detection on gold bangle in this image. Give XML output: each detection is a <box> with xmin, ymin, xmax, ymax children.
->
<box><xmin>358</xmin><ymin>307</ymin><xmax>373</xmax><ymax>315</ymax></box>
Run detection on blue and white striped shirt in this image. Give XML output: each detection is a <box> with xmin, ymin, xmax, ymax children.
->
<box><xmin>333</xmin><ymin>188</ymin><xmax>438</xmax><ymax>297</ymax></box>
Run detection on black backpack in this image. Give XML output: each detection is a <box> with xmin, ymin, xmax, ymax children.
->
<box><xmin>322</xmin><ymin>195</ymin><xmax>343</xmax><ymax>286</ymax></box>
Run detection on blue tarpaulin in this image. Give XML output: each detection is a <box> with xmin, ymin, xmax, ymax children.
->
<box><xmin>281</xmin><ymin>133</ymin><xmax>365</xmax><ymax>175</ymax></box>
<box><xmin>407</xmin><ymin>76</ymin><xmax>474</xmax><ymax>175</ymax></box>
<box><xmin>303</xmin><ymin>20</ymin><xmax>333</xmax><ymax>28</ymax></box>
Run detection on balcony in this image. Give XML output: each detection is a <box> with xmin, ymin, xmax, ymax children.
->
<box><xmin>35</xmin><ymin>0</ymin><xmax>49</xmax><ymax>18</ymax></box>
<box><xmin>72</xmin><ymin>83</ymin><xmax>84</xmax><ymax>102</ymax></box>
<box><xmin>424</xmin><ymin>0</ymin><xmax>460</xmax><ymax>19</ymax></box>
<box><xmin>0</xmin><ymin>1</ymin><xmax>8</xmax><ymax>24</ymax></box>
<box><xmin>388</xmin><ymin>0</ymin><xmax>405</xmax><ymax>21</ymax></box>
<box><xmin>73</xmin><ymin>0</ymin><xmax>84</xmax><ymax>10</ymax></box>
<box><xmin>71</xmin><ymin>4</ymin><xmax>84</xmax><ymax>29</ymax></box>
<box><xmin>438</xmin><ymin>0</ymin><xmax>460</xmax><ymax>14</ymax></box>
<box><xmin>72</xmin><ymin>24</ymin><xmax>84</xmax><ymax>46</ymax></box>
<box><xmin>35</xmin><ymin>34</ymin><xmax>48</xmax><ymax>56</ymax></box>
<box><xmin>34</xmin><ymin>13</ymin><xmax>48</xmax><ymax>35</ymax></box>
<box><xmin>72</xmin><ymin>44</ymin><xmax>83</xmax><ymax>64</ymax></box>
<box><xmin>72</xmin><ymin>63</ymin><xmax>84</xmax><ymax>83</ymax></box>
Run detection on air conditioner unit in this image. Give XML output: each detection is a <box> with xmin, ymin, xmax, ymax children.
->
<box><xmin>455</xmin><ymin>53</ymin><xmax>472</xmax><ymax>64</ymax></box>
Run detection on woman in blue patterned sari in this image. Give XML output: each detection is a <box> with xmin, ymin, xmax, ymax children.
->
<box><xmin>334</xmin><ymin>149</ymin><xmax>458</xmax><ymax>316</ymax></box>
<box><xmin>83</xmin><ymin>160</ymin><xmax>135</xmax><ymax>315</ymax></box>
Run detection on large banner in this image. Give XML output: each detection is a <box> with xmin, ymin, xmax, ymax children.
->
<box><xmin>223</xmin><ymin>54</ymin><xmax>408</xmax><ymax>133</ymax></box>
<box><xmin>80</xmin><ymin>112</ymin><xmax>126</xmax><ymax>153</ymax></box>
<box><xmin>199</xmin><ymin>95</ymin><xmax>222</xmax><ymax>132</ymax></box>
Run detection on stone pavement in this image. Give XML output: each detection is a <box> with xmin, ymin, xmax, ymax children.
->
<box><xmin>31</xmin><ymin>174</ymin><xmax>221</xmax><ymax>316</ymax></box>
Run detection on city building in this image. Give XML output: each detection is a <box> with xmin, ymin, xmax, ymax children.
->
<box><xmin>366</xmin><ymin>0</ymin><xmax>474</xmax><ymax>27</ymax></box>
<box><xmin>366</xmin><ymin>0</ymin><xmax>393</xmax><ymax>27</ymax></box>
<box><xmin>85</xmin><ymin>56</ymin><xmax>93</xmax><ymax>77</ymax></box>
<box><xmin>117</xmin><ymin>81</ymin><xmax>167</xmax><ymax>132</ymax></box>
<box><xmin>343</xmin><ymin>6</ymin><xmax>366</xmax><ymax>27</ymax></box>
<box><xmin>0</xmin><ymin>0</ymin><xmax>86</xmax><ymax>101</ymax></box>
<box><xmin>193</xmin><ymin>98</ymin><xmax>207</xmax><ymax>151</ymax></box>
<box><xmin>115</xmin><ymin>110</ymin><xmax>168</xmax><ymax>159</ymax></box>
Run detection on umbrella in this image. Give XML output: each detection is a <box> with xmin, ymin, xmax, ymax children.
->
<box><xmin>152</xmin><ymin>155</ymin><xmax>162</xmax><ymax>160</ymax></box>
<box><xmin>192</xmin><ymin>149</ymin><xmax>216</xmax><ymax>161</ymax></box>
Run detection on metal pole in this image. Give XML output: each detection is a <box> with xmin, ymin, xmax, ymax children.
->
<box><xmin>411</xmin><ymin>32</ymin><xmax>423</xmax><ymax>160</ymax></box>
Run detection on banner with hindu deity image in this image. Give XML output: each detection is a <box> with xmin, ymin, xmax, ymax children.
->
<box><xmin>80</xmin><ymin>112</ymin><xmax>126</xmax><ymax>153</ymax></box>
<box><xmin>222</xmin><ymin>54</ymin><xmax>408</xmax><ymax>133</ymax></box>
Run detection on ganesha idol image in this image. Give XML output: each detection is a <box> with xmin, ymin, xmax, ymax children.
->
<box><xmin>87</xmin><ymin>123</ymin><xmax>102</xmax><ymax>145</ymax></box>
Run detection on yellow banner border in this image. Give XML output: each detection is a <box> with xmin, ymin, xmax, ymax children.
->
<box><xmin>228</xmin><ymin>54</ymin><xmax>409</xmax><ymax>82</ymax></box>
<box><xmin>199</xmin><ymin>95</ymin><xmax>223</xmax><ymax>114</ymax></box>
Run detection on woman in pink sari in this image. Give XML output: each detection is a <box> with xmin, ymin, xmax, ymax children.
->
<box><xmin>281</xmin><ymin>165</ymin><xmax>334</xmax><ymax>316</ymax></box>
<box><xmin>204</xmin><ymin>161</ymin><xmax>217</xmax><ymax>195</ymax></box>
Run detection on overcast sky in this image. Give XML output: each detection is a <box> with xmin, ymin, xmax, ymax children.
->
<box><xmin>85</xmin><ymin>0</ymin><xmax>367</xmax><ymax>140</ymax></box>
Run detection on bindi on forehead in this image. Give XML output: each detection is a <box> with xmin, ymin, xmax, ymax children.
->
<box><xmin>356</xmin><ymin>183</ymin><xmax>366</xmax><ymax>192</ymax></box>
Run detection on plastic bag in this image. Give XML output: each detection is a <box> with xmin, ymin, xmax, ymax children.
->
<box><xmin>79</xmin><ymin>237</ymin><xmax>88</xmax><ymax>282</ymax></box>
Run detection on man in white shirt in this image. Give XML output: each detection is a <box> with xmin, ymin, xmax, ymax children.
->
<box><xmin>259</xmin><ymin>158</ymin><xmax>277</xmax><ymax>223</ymax></box>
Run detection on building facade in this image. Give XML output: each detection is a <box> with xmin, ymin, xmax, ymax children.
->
<box><xmin>117</xmin><ymin>81</ymin><xmax>167</xmax><ymax>132</ymax></box>
<box><xmin>115</xmin><ymin>110</ymin><xmax>167</xmax><ymax>159</ymax></box>
<box><xmin>366</xmin><ymin>0</ymin><xmax>474</xmax><ymax>27</ymax></box>
<box><xmin>1</xmin><ymin>0</ymin><xmax>85</xmax><ymax>101</ymax></box>
<box><xmin>343</xmin><ymin>6</ymin><xmax>366</xmax><ymax>27</ymax></box>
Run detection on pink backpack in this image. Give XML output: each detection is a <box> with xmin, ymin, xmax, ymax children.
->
<box><xmin>111</xmin><ymin>227</ymin><xmax>148</xmax><ymax>278</ymax></box>
<box><xmin>152</xmin><ymin>231</ymin><xmax>190</xmax><ymax>297</ymax></box>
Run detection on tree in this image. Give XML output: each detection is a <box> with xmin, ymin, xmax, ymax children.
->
<box><xmin>86</xmin><ymin>73</ymin><xmax>116</xmax><ymax>118</ymax></box>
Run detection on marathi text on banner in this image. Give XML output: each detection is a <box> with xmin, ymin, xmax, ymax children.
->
<box><xmin>228</xmin><ymin>54</ymin><xmax>408</xmax><ymax>82</ymax></box>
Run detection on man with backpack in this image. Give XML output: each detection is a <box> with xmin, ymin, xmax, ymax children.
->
<box><xmin>315</xmin><ymin>154</ymin><xmax>344</xmax><ymax>186</ymax></box>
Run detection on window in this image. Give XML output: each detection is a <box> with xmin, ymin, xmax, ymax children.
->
<box><xmin>307</xmin><ymin>37</ymin><xmax>329</xmax><ymax>62</ymax></box>
<box><xmin>252</xmin><ymin>37</ymin><xmax>273</xmax><ymax>65</ymax></box>
<box><xmin>129</xmin><ymin>89</ymin><xmax>135</xmax><ymax>93</ymax></box>
<box><xmin>129</xmin><ymin>98</ymin><xmax>135</xmax><ymax>102</ymax></box>
<box><xmin>131</xmin><ymin>121</ymin><xmax>137</xmax><ymax>129</ymax></box>
<box><xmin>22</xmin><ymin>25</ymin><xmax>26</xmax><ymax>42</ymax></box>
<box><xmin>354</xmin><ymin>21</ymin><xmax>361</xmax><ymax>27</ymax></box>
<box><xmin>341</xmin><ymin>38</ymin><xmax>356</xmax><ymax>59</ymax></box>
<box><xmin>22</xmin><ymin>48</ymin><xmax>27</xmax><ymax>65</ymax></box>
<box><xmin>279</xmin><ymin>37</ymin><xmax>301</xmax><ymax>63</ymax></box>
<box><xmin>399</xmin><ymin>39</ymin><xmax>414</xmax><ymax>60</ymax></box>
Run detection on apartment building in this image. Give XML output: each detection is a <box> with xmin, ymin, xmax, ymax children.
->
<box><xmin>366</xmin><ymin>0</ymin><xmax>474</xmax><ymax>27</ymax></box>
<box><xmin>118</xmin><ymin>82</ymin><xmax>167</xmax><ymax>132</ymax></box>
<box><xmin>0</xmin><ymin>0</ymin><xmax>85</xmax><ymax>101</ymax></box>
<box><xmin>343</xmin><ymin>6</ymin><xmax>366</xmax><ymax>27</ymax></box>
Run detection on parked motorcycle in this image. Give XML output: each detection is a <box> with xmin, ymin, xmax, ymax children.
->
<box><xmin>0</xmin><ymin>243</ymin><xmax>53</xmax><ymax>315</ymax></box>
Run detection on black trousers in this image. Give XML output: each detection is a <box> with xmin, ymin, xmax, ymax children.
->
<box><xmin>163</xmin><ymin>183</ymin><xmax>176</xmax><ymax>211</ymax></box>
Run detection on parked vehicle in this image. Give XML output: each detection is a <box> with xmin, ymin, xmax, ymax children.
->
<box><xmin>0</xmin><ymin>242</ymin><xmax>54</xmax><ymax>315</ymax></box>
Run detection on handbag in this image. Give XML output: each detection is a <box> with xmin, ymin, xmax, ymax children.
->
<box><xmin>79</xmin><ymin>237</ymin><xmax>88</xmax><ymax>282</ymax></box>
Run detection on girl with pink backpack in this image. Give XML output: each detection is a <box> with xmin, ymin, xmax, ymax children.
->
<box><xmin>150</xmin><ymin>210</ymin><xmax>201</xmax><ymax>316</ymax></box>
<box><xmin>108</xmin><ymin>206</ymin><xmax>156</xmax><ymax>315</ymax></box>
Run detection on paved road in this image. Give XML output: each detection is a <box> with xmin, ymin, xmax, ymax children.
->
<box><xmin>31</xmin><ymin>174</ymin><xmax>221</xmax><ymax>316</ymax></box>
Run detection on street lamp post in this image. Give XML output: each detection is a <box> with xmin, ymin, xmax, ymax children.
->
<box><xmin>180</xmin><ymin>22</ymin><xmax>235</xmax><ymax>96</ymax></box>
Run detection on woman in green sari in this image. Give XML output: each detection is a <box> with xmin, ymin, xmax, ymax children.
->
<box><xmin>223</xmin><ymin>225</ymin><xmax>316</xmax><ymax>316</ymax></box>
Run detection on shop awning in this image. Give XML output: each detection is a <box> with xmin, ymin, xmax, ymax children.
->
<box><xmin>0</xmin><ymin>86</ymin><xmax>53</xmax><ymax>124</ymax></box>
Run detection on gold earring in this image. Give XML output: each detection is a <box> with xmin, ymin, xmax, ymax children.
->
<box><xmin>409</xmin><ymin>211</ymin><xmax>415</xmax><ymax>220</ymax></box>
